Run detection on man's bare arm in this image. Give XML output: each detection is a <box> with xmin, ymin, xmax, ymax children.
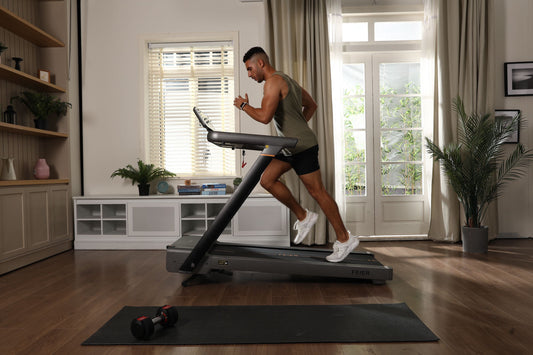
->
<box><xmin>301</xmin><ymin>87</ymin><xmax>317</xmax><ymax>122</ymax></box>
<box><xmin>234</xmin><ymin>76</ymin><xmax>284</xmax><ymax>124</ymax></box>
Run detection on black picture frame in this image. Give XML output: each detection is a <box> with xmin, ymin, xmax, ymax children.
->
<box><xmin>495</xmin><ymin>109</ymin><xmax>520</xmax><ymax>144</ymax></box>
<box><xmin>504</xmin><ymin>62</ymin><xmax>533</xmax><ymax>96</ymax></box>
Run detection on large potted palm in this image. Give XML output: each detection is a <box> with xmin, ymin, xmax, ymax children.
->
<box><xmin>426</xmin><ymin>97</ymin><xmax>533</xmax><ymax>253</ymax></box>
<box><xmin>110</xmin><ymin>159</ymin><xmax>176</xmax><ymax>196</ymax></box>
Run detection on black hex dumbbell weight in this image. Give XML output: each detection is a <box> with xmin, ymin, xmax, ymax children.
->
<box><xmin>130</xmin><ymin>305</ymin><xmax>179</xmax><ymax>340</ymax></box>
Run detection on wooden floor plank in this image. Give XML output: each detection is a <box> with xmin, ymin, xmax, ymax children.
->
<box><xmin>0</xmin><ymin>239</ymin><xmax>532</xmax><ymax>354</ymax></box>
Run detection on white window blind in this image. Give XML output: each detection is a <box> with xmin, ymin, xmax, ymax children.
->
<box><xmin>147</xmin><ymin>41</ymin><xmax>235</xmax><ymax>177</ymax></box>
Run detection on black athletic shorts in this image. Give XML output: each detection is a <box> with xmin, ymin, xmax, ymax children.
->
<box><xmin>274</xmin><ymin>145</ymin><xmax>320</xmax><ymax>176</ymax></box>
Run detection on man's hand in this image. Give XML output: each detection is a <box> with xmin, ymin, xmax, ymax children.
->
<box><xmin>234</xmin><ymin>94</ymin><xmax>249</xmax><ymax>110</ymax></box>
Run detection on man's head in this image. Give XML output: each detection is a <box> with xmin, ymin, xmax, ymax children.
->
<box><xmin>243</xmin><ymin>47</ymin><xmax>271</xmax><ymax>83</ymax></box>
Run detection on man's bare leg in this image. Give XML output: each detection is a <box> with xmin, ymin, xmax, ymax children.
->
<box><xmin>260</xmin><ymin>159</ymin><xmax>307</xmax><ymax>221</ymax></box>
<box><xmin>298</xmin><ymin>170</ymin><xmax>349</xmax><ymax>243</ymax></box>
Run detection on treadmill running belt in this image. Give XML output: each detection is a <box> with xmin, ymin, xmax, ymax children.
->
<box><xmin>210</xmin><ymin>244</ymin><xmax>384</xmax><ymax>266</ymax></box>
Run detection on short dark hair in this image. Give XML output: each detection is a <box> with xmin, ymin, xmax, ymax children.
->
<box><xmin>243</xmin><ymin>46</ymin><xmax>269</xmax><ymax>63</ymax></box>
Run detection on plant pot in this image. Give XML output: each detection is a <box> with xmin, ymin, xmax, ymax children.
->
<box><xmin>34</xmin><ymin>117</ymin><xmax>47</xmax><ymax>130</ymax></box>
<box><xmin>138</xmin><ymin>183</ymin><xmax>150</xmax><ymax>196</ymax></box>
<box><xmin>462</xmin><ymin>226</ymin><xmax>488</xmax><ymax>253</ymax></box>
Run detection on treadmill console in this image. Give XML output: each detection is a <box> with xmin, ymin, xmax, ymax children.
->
<box><xmin>192</xmin><ymin>106</ymin><xmax>297</xmax><ymax>151</ymax></box>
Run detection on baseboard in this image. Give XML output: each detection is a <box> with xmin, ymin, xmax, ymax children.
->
<box><xmin>0</xmin><ymin>240</ymin><xmax>72</xmax><ymax>275</ymax></box>
<box><xmin>496</xmin><ymin>233</ymin><xmax>531</xmax><ymax>239</ymax></box>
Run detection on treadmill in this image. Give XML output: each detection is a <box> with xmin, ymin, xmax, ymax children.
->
<box><xmin>166</xmin><ymin>107</ymin><xmax>393</xmax><ymax>286</ymax></box>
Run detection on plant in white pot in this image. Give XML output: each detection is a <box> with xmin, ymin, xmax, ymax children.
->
<box><xmin>425</xmin><ymin>97</ymin><xmax>533</xmax><ymax>253</ymax></box>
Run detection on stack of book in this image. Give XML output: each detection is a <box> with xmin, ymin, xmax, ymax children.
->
<box><xmin>201</xmin><ymin>183</ymin><xmax>227</xmax><ymax>195</ymax></box>
<box><xmin>177</xmin><ymin>184</ymin><xmax>202</xmax><ymax>195</ymax></box>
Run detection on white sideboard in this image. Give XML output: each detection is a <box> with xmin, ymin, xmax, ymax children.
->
<box><xmin>73</xmin><ymin>194</ymin><xmax>290</xmax><ymax>249</ymax></box>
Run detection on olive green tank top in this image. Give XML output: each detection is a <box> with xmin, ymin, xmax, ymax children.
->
<box><xmin>272</xmin><ymin>71</ymin><xmax>318</xmax><ymax>155</ymax></box>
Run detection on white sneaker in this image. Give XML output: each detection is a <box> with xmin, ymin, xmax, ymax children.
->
<box><xmin>326</xmin><ymin>233</ymin><xmax>360</xmax><ymax>263</ymax></box>
<box><xmin>293</xmin><ymin>209</ymin><xmax>318</xmax><ymax>244</ymax></box>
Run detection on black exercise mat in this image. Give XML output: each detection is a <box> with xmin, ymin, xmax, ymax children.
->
<box><xmin>83</xmin><ymin>303</ymin><xmax>438</xmax><ymax>345</ymax></box>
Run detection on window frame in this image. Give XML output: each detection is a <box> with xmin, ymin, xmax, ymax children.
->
<box><xmin>140</xmin><ymin>32</ymin><xmax>240</xmax><ymax>180</ymax></box>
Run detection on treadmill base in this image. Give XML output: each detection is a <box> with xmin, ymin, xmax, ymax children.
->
<box><xmin>167</xmin><ymin>236</ymin><xmax>393</xmax><ymax>285</ymax></box>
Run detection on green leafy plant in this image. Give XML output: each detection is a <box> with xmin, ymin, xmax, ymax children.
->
<box><xmin>233</xmin><ymin>177</ymin><xmax>242</xmax><ymax>187</ymax></box>
<box><xmin>110</xmin><ymin>159</ymin><xmax>176</xmax><ymax>186</ymax></box>
<box><xmin>425</xmin><ymin>97</ymin><xmax>533</xmax><ymax>228</ymax></box>
<box><xmin>11</xmin><ymin>91</ymin><xmax>71</xmax><ymax>129</ymax></box>
<box><xmin>11</xmin><ymin>91</ymin><xmax>71</xmax><ymax>118</ymax></box>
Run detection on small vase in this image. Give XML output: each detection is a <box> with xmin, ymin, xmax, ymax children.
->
<box><xmin>33</xmin><ymin>158</ymin><xmax>50</xmax><ymax>179</ymax></box>
<box><xmin>0</xmin><ymin>158</ymin><xmax>17</xmax><ymax>181</ymax></box>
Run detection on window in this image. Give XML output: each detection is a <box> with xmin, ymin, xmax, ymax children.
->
<box><xmin>147</xmin><ymin>41</ymin><xmax>235</xmax><ymax>177</ymax></box>
<box><xmin>335</xmin><ymin>10</ymin><xmax>429</xmax><ymax>236</ymax></box>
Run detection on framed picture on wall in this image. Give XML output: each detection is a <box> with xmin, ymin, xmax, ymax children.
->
<box><xmin>504</xmin><ymin>62</ymin><xmax>533</xmax><ymax>96</ymax></box>
<box><xmin>495</xmin><ymin>109</ymin><xmax>520</xmax><ymax>143</ymax></box>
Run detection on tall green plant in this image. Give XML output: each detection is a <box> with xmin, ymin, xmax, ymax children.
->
<box><xmin>425</xmin><ymin>97</ymin><xmax>533</xmax><ymax>228</ymax></box>
<box><xmin>110</xmin><ymin>159</ymin><xmax>176</xmax><ymax>185</ymax></box>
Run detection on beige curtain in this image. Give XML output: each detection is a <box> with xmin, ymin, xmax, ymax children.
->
<box><xmin>426</xmin><ymin>0</ymin><xmax>496</xmax><ymax>242</ymax></box>
<box><xmin>265</xmin><ymin>0</ymin><xmax>335</xmax><ymax>245</ymax></box>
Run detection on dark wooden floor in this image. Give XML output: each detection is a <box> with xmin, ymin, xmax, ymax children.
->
<box><xmin>0</xmin><ymin>239</ymin><xmax>532</xmax><ymax>354</ymax></box>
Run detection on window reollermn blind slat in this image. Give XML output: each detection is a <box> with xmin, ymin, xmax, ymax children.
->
<box><xmin>148</xmin><ymin>42</ymin><xmax>235</xmax><ymax>177</ymax></box>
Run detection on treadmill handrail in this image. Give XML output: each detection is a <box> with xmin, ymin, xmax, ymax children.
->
<box><xmin>207</xmin><ymin>131</ymin><xmax>297</xmax><ymax>151</ymax></box>
<box><xmin>193</xmin><ymin>106</ymin><xmax>297</xmax><ymax>151</ymax></box>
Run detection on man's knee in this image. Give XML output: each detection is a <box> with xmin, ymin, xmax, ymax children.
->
<box><xmin>260</xmin><ymin>175</ymin><xmax>274</xmax><ymax>191</ymax></box>
<box><xmin>306</xmin><ymin>183</ymin><xmax>327</xmax><ymax>200</ymax></box>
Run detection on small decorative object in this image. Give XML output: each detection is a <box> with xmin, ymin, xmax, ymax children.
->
<box><xmin>157</xmin><ymin>180</ymin><xmax>169</xmax><ymax>194</ymax></box>
<box><xmin>39</xmin><ymin>69</ymin><xmax>51</xmax><ymax>83</ymax></box>
<box><xmin>504</xmin><ymin>61</ymin><xmax>533</xmax><ymax>96</ymax></box>
<box><xmin>495</xmin><ymin>109</ymin><xmax>521</xmax><ymax>143</ymax></box>
<box><xmin>3</xmin><ymin>105</ymin><xmax>16</xmax><ymax>124</ymax></box>
<box><xmin>33</xmin><ymin>158</ymin><xmax>50</xmax><ymax>179</ymax></box>
<box><xmin>11</xmin><ymin>91</ymin><xmax>71</xmax><ymax>130</ymax></box>
<box><xmin>110</xmin><ymin>159</ymin><xmax>176</xmax><ymax>196</ymax></box>
<box><xmin>12</xmin><ymin>57</ymin><xmax>23</xmax><ymax>70</ymax></box>
<box><xmin>233</xmin><ymin>177</ymin><xmax>242</xmax><ymax>192</ymax></box>
<box><xmin>0</xmin><ymin>157</ymin><xmax>17</xmax><ymax>181</ymax></box>
<box><xmin>0</xmin><ymin>42</ymin><xmax>7</xmax><ymax>64</ymax></box>
<box><xmin>426</xmin><ymin>97</ymin><xmax>533</xmax><ymax>253</ymax></box>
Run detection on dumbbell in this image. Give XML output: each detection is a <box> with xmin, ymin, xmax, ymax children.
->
<box><xmin>130</xmin><ymin>305</ymin><xmax>179</xmax><ymax>340</ymax></box>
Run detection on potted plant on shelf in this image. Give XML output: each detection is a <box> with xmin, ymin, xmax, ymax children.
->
<box><xmin>425</xmin><ymin>97</ymin><xmax>533</xmax><ymax>253</ymax></box>
<box><xmin>110</xmin><ymin>159</ymin><xmax>176</xmax><ymax>196</ymax></box>
<box><xmin>11</xmin><ymin>91</ymin><xmax>71</xmax><ymax>130</ymax></box>
<box><xmin>233</xmin><ymin>177</ymin><xmax>242</xmax><ymax>192</ymax></box>
<box><xmin>0</xmin><ymin>42</ymin><xmax>7</xmax><ymax>64</ymax></box>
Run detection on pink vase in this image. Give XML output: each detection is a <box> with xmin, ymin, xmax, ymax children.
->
<box><xmin>34</xmin><ymin>158</ymin><xmax>50</xmax><ymax>179</ymax></box>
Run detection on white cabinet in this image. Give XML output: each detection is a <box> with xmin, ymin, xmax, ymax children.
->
<box><xmin>1</xmin><ymin>184</ymin><xmax>71</xmax><ymax>274</ymax></box>
<box><xmin>73</xmin><ymin>195</ymin><xmax>290</xmax><ymax>249</ymax></box>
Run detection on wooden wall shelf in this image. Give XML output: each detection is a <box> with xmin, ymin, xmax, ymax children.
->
<box><xmin>0</xmin><ymin>122</ymin><xmax>68</xmax><ymax>138</ymax></box>
<box><xmin>0</xmin><ymin>64</ymin><xmax>66</xmax><ymax>93</ymax></box>
<box><xmin>0</xmin><ymin>179</ymin><xmax>69</xmax><ymax>187</ymax></box>
<box><xmin>0</xmin><ymin>5</ymin><xmax>64</xmax><ymax>47</ymax></box>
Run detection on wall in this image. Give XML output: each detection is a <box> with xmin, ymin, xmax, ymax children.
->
<box><xmin>81</xmin><ymin>0</ymin><xmax>267</xmax><ymax>195</ymax></box>
<box><xmin>494</xmin><ymin>0</ymin><xmax>533</xmax><ymax>238</ymax></box>
<box><xmin>81</xmin><ymin>0</ymin><xmax>533</xmax><ymax>238</ymax></box>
